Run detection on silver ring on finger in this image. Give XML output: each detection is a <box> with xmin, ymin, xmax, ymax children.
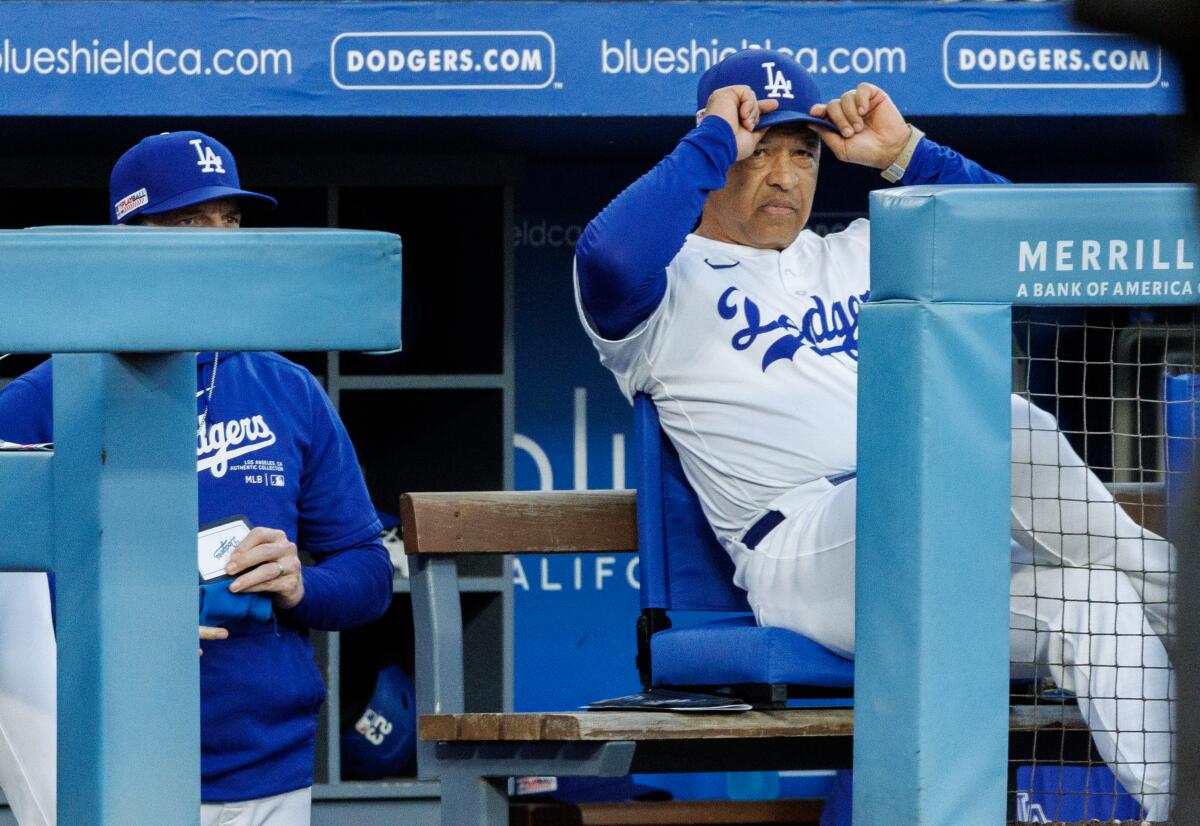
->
<box><xmin>275</xmin><ymin>561</ymin><xmax>285</xmax><ymax>579</ymax></box>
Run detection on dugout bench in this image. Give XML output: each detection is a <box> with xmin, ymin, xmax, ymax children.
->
<box><xmin>400</xmin><ymin>490</ymin><xmax>1095</xmax><ymax>826</ymax></box>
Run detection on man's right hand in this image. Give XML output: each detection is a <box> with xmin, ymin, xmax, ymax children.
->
<box><xmin>701</xmin><ymin>85</ymin><xmax>780</xmax><ymax>161</ymax></box>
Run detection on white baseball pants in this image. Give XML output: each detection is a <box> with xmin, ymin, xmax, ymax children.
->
<box><xmin>200</xmin><ymin>786</ymin><xmax>311</xmax><ymax>826</ymax></box>
<box><xmin>729</xmin><ymin>395</ymin><xmax>1175</xmax><ymax>821</ymax></box>
<box><xmin>0</xmin><ymin>572</ymin><xmax>56</xmax><ymax>826</ymax></box>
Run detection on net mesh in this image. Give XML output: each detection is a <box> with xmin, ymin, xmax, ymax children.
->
<box><xmin>1007</xmin><ymin>307</ymin><xmax>1196</xmax><ymax>825</ymax></box>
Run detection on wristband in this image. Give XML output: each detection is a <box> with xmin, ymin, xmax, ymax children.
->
<box><xmin>881</xmin><ymin>125</ymin><xmax>925</xmax><ymax>184</ymax></box>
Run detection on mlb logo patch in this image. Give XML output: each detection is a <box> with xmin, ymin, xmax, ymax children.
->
<box><xmin>114</xmin><ymin>187</ymin><xmax>148</xmax><ymax>221</ymax></box>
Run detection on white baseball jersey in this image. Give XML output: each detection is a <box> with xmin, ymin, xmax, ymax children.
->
<box><xmin>576</xmin><ymin>218</ymin><xmax>870</xmax><ymax>540</ymax></box>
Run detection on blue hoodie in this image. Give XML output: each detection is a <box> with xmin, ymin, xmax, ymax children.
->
<box><xmin>0</xmin><ymin>352</ymin><xmax>393</xmax><ymax>801</ymax></box>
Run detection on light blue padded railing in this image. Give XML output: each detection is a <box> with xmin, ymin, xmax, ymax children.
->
<box><xmin>857</xmin><ymin>185</ymin><xmax>1197</xmax><ymax>824</ymax></box>
<box><xmin>0</xmin><ymin>226</ymin><xmax>400</xmax><ymax>825</ymax></box>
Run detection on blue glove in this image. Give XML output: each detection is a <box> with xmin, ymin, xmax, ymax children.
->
<box><xmin>199</xmin><ymin>581</ymin><xmax>273</xmax><ymax>627</ymax></box>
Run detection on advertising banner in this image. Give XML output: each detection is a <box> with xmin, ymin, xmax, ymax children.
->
<box><xmin>0</xmin><ymin>1</ymin><xmax>1179</xmax><ymax>117</ymax></box>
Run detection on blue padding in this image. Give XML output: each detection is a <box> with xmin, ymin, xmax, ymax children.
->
<box><xmin>1015</xmin><ymin>765</ymin><xmax>1142</xmax><ymax>822</ymax></box>
<box><xmin>633</xmin><ymin>393</ymin><xmax>751</xmax><ymax>613</ymax></box>
<box><xmin>633</xmin><ymin>394</ymin><xmax>667</xmax><ymax>610</ymax></box>
<box><xmin>0</xmin><ymin>451</ymin><xmax>53</xmax><ymax>570</ymax></box>
<box><xmin>0</xmin><ymin>227</ymin><xmax>401</xmax><ymax>353</ymax></box>
<box><xmin>651</xmin><ymin>616</ymin><xmax>853</xmax><ymax>688</ymax></box>
<box><xmin>198</xmin><ymin>581</ymin><xmax>273</xmax><ymax>626</ymax></box>
<box><xmin>818</xmin><ymin>770</ymin><xmax>853</xmax><ymax>826</ymax></box>
<box><xmin>870</xmin><ymin>184</ymin><xmax>1199</xmax><ymax>306</ymax></box>
<box><xmin>1162</xmin><ymin>373</ymin><xmax>1200</xmax><ymax>507</ymax></box>
<box><xmin>855</xmin><ymin>301</ymin><xmax>1012</xmax><ymax>824</ymax></box>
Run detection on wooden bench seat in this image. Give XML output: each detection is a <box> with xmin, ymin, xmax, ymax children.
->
<box><xmin>423</xmin><ymin>709</ymin><xmax>854</xmax><ymax>742</ymax></box>
<box><xmin>422</xmin><ymin>704</ymin><xmax>1085</xmax><ymax>744</ymax></box>
<box><xmin>420</xmin><ymin>705</ymin><xmax>1089</xmax><ymax>776</ymax></box>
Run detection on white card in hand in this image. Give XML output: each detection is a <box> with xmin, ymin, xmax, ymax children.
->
<box><xmin>198</xmin><ymin>517</ymin><xmax>252</xmax><ymax>583</ymax></box>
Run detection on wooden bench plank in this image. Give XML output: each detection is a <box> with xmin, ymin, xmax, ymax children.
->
<box><xmin>400</xmin><ymin>484</ymin><xmax>1162</xmax><ymax>556</ymax></box>
<box><xmin>422</xmin><ymin>709</ymin><xmax>850</xmax><ymax>742</ymax></box>
<box><xmin>401</xmin><ymin>491</ymin><xmax>637</xmax><ymax>555</ymax></box>
<box><xmin>421</xmin><ymin>705</ymin><xmax>1086</xmax><ymax>743</ymax></box>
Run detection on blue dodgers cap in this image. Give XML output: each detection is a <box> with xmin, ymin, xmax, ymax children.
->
<box><xmin>109</xmin><ymin>131</ymin><xmax>276</xmax><ymax>224</ymax></box>
<box><xmin>696</xmin><ymin>49</ymin><xmax>836</xmax><ymax>133</ymax></box>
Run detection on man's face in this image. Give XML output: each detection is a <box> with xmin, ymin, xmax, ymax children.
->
<box><xmin>698</xmin><ymin>123</ymin><xmax>820</xmax><ymax>251</ymax></box>
<box><xmin>138</xmin><ymin>197</ymin><xmax>242</xmax><ymax>229</ymax></box>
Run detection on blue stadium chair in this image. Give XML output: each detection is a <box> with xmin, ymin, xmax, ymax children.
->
<box><xmin>632</xmin><ymin>393</ymin><xmax>854</xmax><ymax>705</ymax></box>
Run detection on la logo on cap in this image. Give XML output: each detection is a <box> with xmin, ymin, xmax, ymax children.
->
<box><xmin>189</xmin><ymin>138</ymin><xmax>226</xmax><ymax>174</ymax></box>
<box><xmin>761</xmin><ymin>61</ymin><xmax>794</xmax><ymax>100</ymax></box>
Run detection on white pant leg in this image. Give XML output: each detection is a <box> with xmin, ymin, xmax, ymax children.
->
<box><xmin>200</xmin><ymin>786</ymin><xmax>311</xmax><ymax>826</ymax></box>
<box><xmin>1010</xmin><ymin>395</ymin><xmax>1175</xmax><ymax>639</ymax></box>
<box><xmin>737</xmin><ymin>474</ymin><xmax>1174</xmax><ymax>818</ymax></box>
<box><xmin>1010</xmin><ymin>563</ymin><xmax>1174</xmax><ymax>821</ymax></box>
<box><xmin>737</xmin><ymin>478</ymin><xmax>857</xmax><ymax>658</ymax></box>
<box><xmin>0</xmin><ymin>573</ymin><xmax>56</xmax><ymax>826</ymax></box>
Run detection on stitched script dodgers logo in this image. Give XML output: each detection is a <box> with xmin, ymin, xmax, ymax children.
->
<box><xmin>718</xmin><ymin>286</ymin><xmax>870</xmax><ymax>370</ymax></box>
<box><xmin>197</xmin><ymin>415</ymin><xmax>277</xmax><ymax>478</ymax></box>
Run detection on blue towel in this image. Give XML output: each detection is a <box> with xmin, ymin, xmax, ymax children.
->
<box><xmin>199</xmin><ymin>581</ymin><xmax>273</xmax><ymax>626</ymax></box>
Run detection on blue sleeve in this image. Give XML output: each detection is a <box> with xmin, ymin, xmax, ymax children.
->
<box><xmin>283</xmin><ymin>377</ymin><xmax>392</xmax><ymax>631</ymax></box>
<box><xmin>901</xmin><ymin>137</ymin><xmax>1010</xmax><ymax>186</ymax></box>
<box><xmin>0</xmin><ymin>362</ymin><xmax>54</xmax><ymax>444</ymax></box>
<box><xmin>576</xmin><ymin>116</ymin><xmax>738</xmax><ymax>339</ymax></box>
<box><xmin>282</xmin><ymin>534</ymin><xmax>392</xmax><ymax>631</ymax></box>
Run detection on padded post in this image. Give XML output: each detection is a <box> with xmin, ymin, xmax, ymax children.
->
<box><xmin>53</xmin><ymin>353</ymin><xmax>200</xmax><ymax>823</ymax></box>
<box><xmin>0</xmin><ymin>452</ymin><xmax>53</xmax><ymax>570</ymax></box>
<box><xmin>856</xmin><ymin>302</ymin><xmax>1011</xmax><ymax>824</ymax></box>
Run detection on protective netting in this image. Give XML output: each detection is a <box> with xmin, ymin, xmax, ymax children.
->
<box><xmin>1007</xmin><ymin>308</ymin><xmax>1197</xmax><ymax>824</ymax></box>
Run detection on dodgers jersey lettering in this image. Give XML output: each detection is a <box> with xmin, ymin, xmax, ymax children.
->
<box><xmin>575</xmin><ymin>116</ymin><xmax>1008</xmax><ymax>543</ymax></box>
<box><xmin>576</xmin><ymin>222</ymin><xmax>868</xmax><ymax>539</ymax></box>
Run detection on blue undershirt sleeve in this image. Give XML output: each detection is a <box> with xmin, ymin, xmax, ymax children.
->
<box><xmin>576</xmin><ymin>116</ymin><xmax>738</xmax><ymax>340</ymax></box>
<box><xmin>900</xmin><ymin>136</ymin><xmax>1011</xmax><ymax>186</ymax></box>
<box><xmin>283</xmin><ymin>376</ymin><xmax>393</xmax><ymax>631</ymax></box>
<box><xmin>282</xmin><ymin>535</ymin><xmax>393</xmax><ymax>631</ymax></box>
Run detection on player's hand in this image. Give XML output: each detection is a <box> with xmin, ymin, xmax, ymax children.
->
<box><xmin>809</xmin><ymin>83</ymin><xmax>910</xmax><ymax>169</ymax></box>
<box><xmin>224</xmin><ymin>526</ymin><xmax>305</xmax><ymax>610</ymax></box>
<box><xmin>701</xmin><ymin>85</ymin><xmax>780</xmax><ymax>162</ymax></box>
<box><xmin>199</xmin><ymin>624</ymin><xmax>228</xmax><ymax>656</ymax></box>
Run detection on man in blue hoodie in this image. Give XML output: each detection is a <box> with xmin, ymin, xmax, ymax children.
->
<box><xmin>0</xmin><ymin>131</ymin><xmax>393</xmax><ymax>825</ymax></box>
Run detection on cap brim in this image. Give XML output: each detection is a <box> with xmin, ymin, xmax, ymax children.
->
<box><xmin>755</xmin><ymin>110</ymin><xmax>837</xmax><ymax>133</ymax></box>
<box><xmin>141</xmin><ymin>184</ymin><xmax>277</xmax><ymax>216</ymax></box>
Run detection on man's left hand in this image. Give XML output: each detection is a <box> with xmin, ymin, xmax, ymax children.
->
<box><xmin>809</xmin><ymin>83</ymin><xmax>910</xmax><ymax>170</ymax></box>
<box><xmin>225</xmin><ymin>527</ymin><xmax>305</xmax><ymax>609</ymax></box>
